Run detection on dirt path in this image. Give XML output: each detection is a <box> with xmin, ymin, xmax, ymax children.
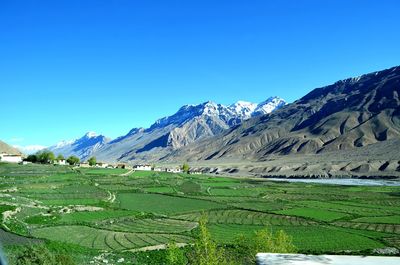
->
<box><xmin>2</xmin><ymin>207</ymin><xmax>21</xmax><ymax>231</ymax></box>
<box><xmin>106</xmin><ymin>190</ymin><xmax>116</xmax><ymax>203</ymax></box>
<box><xmin>126</xmin><ymin>243</ymin><xmax>188</xmax><ymax>252</ymax></box>
<box><xmin>120</xmin><ymin>169</ymin><xmax>134</xmax><ymax>176</ymax></box>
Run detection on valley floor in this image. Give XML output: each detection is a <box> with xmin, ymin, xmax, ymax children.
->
<box><xmin>0</xmin><ymin>163</ymin><xmax>399</xmax><ymax>264</ymax></box>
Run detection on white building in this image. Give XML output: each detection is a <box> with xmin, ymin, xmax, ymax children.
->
<box><xmin>54</xmin><ymin>159</ymin><xmax>67</xmax><ymax>165</ymax></box>
<box><xmin>166</xmin><ymin>167</ymin><xmax>182</xmax><ymax>173</ymax></box>
<box><xmin>0</xmin><ymin>153</ymin><xmax>22</xmax><ymax>163</ymax></box>
<box><xmin>96</xmin><ymin>162</ymin><xmax>109</xmax><ymax>168</ymax></box>
<box><xmin>79</xmin><ymin>162</ymin><xmax>91</xmax><ymax>168</ymax></box>
<box><xmin>134</xmin><ymin>164</ymin><xmax>152</xmax><ymax>171</ymax></box>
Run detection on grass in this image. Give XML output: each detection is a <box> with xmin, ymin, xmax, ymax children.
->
<box><xmin>31</xmin><ymin>225</ymin><xmax>192</xmax><ymax>251</ymax></box>
<box><xmin>118</xmin><ymin>193</ymin><xmax>224</xmax><ymax>214</ymax></box>
<box><xmin>0</xmin><ymin>162</ymin><xmax>399</xmax><ymax>260</ymax></box>
<box><xmin>351</xmin><ymin>215</ymin><xmax>400</xmax><ymax>224</ymax></box>
<box><xmin>208</xmin><ymin>224</ymin><xmax>385</xmax><ymax>252</ymax></box>
<box><xmin>275</xmin><ymin>207</ymin><xmax>350</xmax><ymax>222</ymax></box>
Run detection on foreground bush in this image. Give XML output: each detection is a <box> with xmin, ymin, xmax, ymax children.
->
<box><xmin>14</xmin><ymin>245</ymin><xmax>75</xmax><ymax>265</ymax></box>
<box><xmin>165</xmin><ymin>214</ymin><xmax>296</xmax><ymax>265</ymax></box>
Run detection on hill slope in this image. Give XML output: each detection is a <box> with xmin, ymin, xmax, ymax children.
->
<box><xmin>48</xmin><ymin>132</ymin><xmax>110</xmax><ymax>161</ymax></box>
<box><xmin>0</xmin><ymin>140</ymin><xmax>22</xmax><ymax>155</ymax></box>
<box><xmin>165</xmin><ymin>66</ymin><xmax>400</xmax><ymax>177</ymax></box>
<box><xmin>93</xmin><ymin>97</ymin><xmax>286</xmax><ymax>162</ymax></box>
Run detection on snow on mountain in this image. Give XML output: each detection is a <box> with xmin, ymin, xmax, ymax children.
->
<box><xmin>93</xmin><ymin>96</ymin><xmax>286</xmax><ymax>162</ymax></box>
<box><xmin>151</xmin><ymin>97</ymin><xmax>286</xmax><ymax>129</ymax></box>
<box><xmin>49</xmin><ymin>132</ymin><xmax>110</xmax><ymax>161</ymax></box>
<box><xmin>253</xmin><ymin>97</ymin><xmax>287</xmax><ymax>116</ymax></box>
<box><xmin>12</xmin><ymin>145</ymin><xmax>46</xmax><ymax>155</ymax></box>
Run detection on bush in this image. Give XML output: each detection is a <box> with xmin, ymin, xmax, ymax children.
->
<box><xmin>165</xmin><ymin>242</ymin><xmax>186</xmax><ymax>265</ymax></box>
<box><xmin>233</xmin><ymin>227</ymin><xmax>296</xmax><ymax>264</ymax></box>
<box><xmin>14</xmin><ymin>245</ymin><xmax>76</xmax><ymax>265</ymax></box>
<box><xmin>189</xmin><ymin>214</ymin><xmax>230</xmax><ymax>265</ymax></box>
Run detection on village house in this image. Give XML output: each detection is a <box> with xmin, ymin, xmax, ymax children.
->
<box><xmin>166</xmin><ymin>167</ymin><xmax>182</xmax><ymax>173</ymax></box>
<box><xmin>54</xmin><ymin>159</ymin><xmax>67</xmax><ymax>165</ymax></box>
<box><xmin>0</xmin><ymin>153</ymin><xmax>23</xmax><ymax>163</ymax></box>
<box><xmin>79</xmin><ymin>162</ymin><xmax>91</xmax><ymax>168</ymax></box>
<box><xmin>134</xmin><ymin>164</ymin><xmax>152</xmax><ymax>171</ymax></box>
<box><xmin>96</xmin><ymin>162</ymin><xmax>109</xmax><ymax>168</ymax></box>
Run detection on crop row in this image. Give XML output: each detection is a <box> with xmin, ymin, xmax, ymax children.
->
<box><xmin>334</xmin><ymin>222</ymin><xmax>400</xmax><ymax>234</ymax></box>
<box><xmin>99</xmin><ymin>217</ymin><xmax>197</xmax><ymax>233</ymax></box>
<box><xmin>174</xmin><ymin>209</ymin><xmax>314</xmax><ymax>226</ymax></box>
<box><xmin>31</xmin><ymin>225</ymin><xmax>192</xmax><ymax>250</ymax></box>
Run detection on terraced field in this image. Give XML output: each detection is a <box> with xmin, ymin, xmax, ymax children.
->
<box><xmin>0</xmin><ymin>163</ymin><xmax>399</xmax><ymax>263</ymax></box>
<box><xmin>31</xmin><ymin>225</ymin><xmax>192</xmax><ymax>251</ymax></box>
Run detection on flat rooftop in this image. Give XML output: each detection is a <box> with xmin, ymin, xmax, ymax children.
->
<box><xmin>256</xmin><ymin>253</ymin><xmax>400</xmax><ymax>265</ymax></box>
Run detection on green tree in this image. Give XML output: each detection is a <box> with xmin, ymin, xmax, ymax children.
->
<box><xmin>182</xmin><ymin>163</ymin><xmax>190</xmax><ymax>174</ymax></box>
<box><xmin>165</xmin><ymin>241</ymin><xmax>185</xmax><ymax>265</ymax></box>
<box><xmin>14</xmin><ymin>245</ymin><xmax>76</xmax><ymax>265</ymax></box>
<box><xmin>37</xmin><ymin>150</ymin><xmax>55</xmax><ymax>164</ymax></box>
<box><xmin>26</xmin><ymin>154</ymin><xmax>38</xmax><ymax>163</ymax></box>
<box><xmin>190</xmin><ymin>214</ymin><xmax>229</xmax><ymax>265</ymax></box>
<box><xmin>66</xmin><ymin>156</ymin><xmax>80</xmax><ymax>165</ymax></box>
<box><xmin>56</xmin><ymin>154</ymin><xmax>65</xmax><ymax>161</ymax></box>
<box><xmin>88</xmin><ymin>156</ymin><xmax>96</xmax><ymax>166</ymax></box>
<box><xmin>233</xmin><ymin>227</ymin><xmax>296</xmax><ymax>264</ymax></box>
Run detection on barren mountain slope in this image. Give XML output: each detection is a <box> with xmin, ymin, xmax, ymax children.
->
<box><xmin>0</xmin><ymin>140</ymin><xmax>22</xmax><ymax>155</ymax></box>
<box><xmin>93</xmin><ymin>98</ymin><xmax>285</xmax><ymax>162</ymax></box>
<box><xmin>166</xmin><ymin>66</ymin><xmax>400</xmax><ymax>165</ymax></box>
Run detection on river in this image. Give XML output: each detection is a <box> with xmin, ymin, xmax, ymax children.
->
<box><xmin>266</xmin><ymin>178</ymin><xmax>400</xmax><ymax>186</ymax></box>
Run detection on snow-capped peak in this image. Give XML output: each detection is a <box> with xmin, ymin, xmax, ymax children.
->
<box><xmin>253</xmin><ymin>96</ymin><xmax>287</xmax><ymax>116</ymax></box>
<box><xmin>229</xmin><ymin>101</ymin><xmax>258</xmax><ymax>117</ymax></box>
<box><xmin>54</xmin><ymin>139</ymin><xmax>74</xmax><ymax>148</ymax></box>
<box><xmin>84</xmin><ymin>131</ymin><xmax>97</xmax><ymax>138</ymax></box>
<box><xmin>150</xmin><ymin>97</ymin><xmax>286</xmax><ymax>130</ymax></box>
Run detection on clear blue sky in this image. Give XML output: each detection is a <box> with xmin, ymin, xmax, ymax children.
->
<box><xmin>1</xmin><ymin>0</ymin><xmax>399</xmax><ymax>149</ymax></box>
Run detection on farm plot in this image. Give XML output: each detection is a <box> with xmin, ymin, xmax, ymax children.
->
<box><xmin>79</xmin><ymin>168</ymin><xmax>128</xmax><ymax>175</ymax></box>
<box><xmin>208</xmin><ymin>188</ymin><xmax>261</xmax><ymax>197</ymax></box>
<box><xmin>142</xmin><ymin>186</ymin><xmax>175</xmax><ymax>193</ymax></box>
<box><xmin>1</xmin><ymin>163</ymin><xmax>399</xmax><ymax>257</ymax></box>
<box><xmin>174</xmin><ymin>209</ymin><xmax>313</xmax><ymax>226</ymax></box>
<box><xmin>208</xmin><ymin>224</ymin><xmax>384</xmax><ymax>252</ymax></box>
<box><xmin>118</xmin><ymin>193</ymin><xmax>224</xmax><ymax>214</ymax></box>
<box><xmin>54</xmin><ymin>210</ymin><xmax>139</xmax><ymax>224</ymax></box>
<box><xmin>293</xmin><ymin>200</ymin><xmax>398</xmax><ymax>216</ymax></box>
<box><xmin>334</xmin><ymin>221</ymin><xmax>400</xmax><ymax>234</ymax></box>
<box><xmin>275</xmin><ymin>207</ymin><xmax>350</xmax><ymax>222</ymax></box>
<box><xmin>98</xmin><ymin>217</ymin><xmax>197</xmax><ymax>233</ymax></box>
<box><xmin>231</xmin><ymin>200</ymin><xmax>288</xmax><ymax>212</ymax></box>
<box><xmin>31</xmin><ymin>225</ymin><xmax>192</xmax><ymax>250</ymax></box>
<box><xmin>0</xmin><ymin>229</ymin><xmax>42</xmax><ymax>246</ymax></box>
<box><xmin>351</xmin><ymin>215</ymin><xmax>400</xmax><ymax>224</ymax></box>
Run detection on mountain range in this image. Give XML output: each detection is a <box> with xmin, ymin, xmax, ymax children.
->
<box><xmin>5</xmin><ymin>66</ymin><xmax>400</xmax><ymax>177</ymax></box>
<box><xmin>165</xmin><ymin>66</ymin><xmax>400</xmax><ymax>177</ymax></box>
<box><xmin>48</xmin><ymin>97</ymin><xmax>286</xmax><ymax>161</ymax></box>
<box><xmin>49</xmin><ymin>132</ymin><xmax>110</xmax><ymax>161</ymax></box>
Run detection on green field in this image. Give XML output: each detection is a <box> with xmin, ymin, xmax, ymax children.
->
<box><xmin>0</xmin><ymin>163</ymin><xmax>399</xmax><ymax>264</ymax></box>
<box><xmin>118</xmin><ymin>193</ymin><xmax>224</xmax><ymax>214</ymax></box>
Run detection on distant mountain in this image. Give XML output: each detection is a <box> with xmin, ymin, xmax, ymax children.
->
<box><xmin>49</xmin><ymin>132</ymin><xmax>110</xmax><ymax>161</ymax></box>
<box><xmin>12</xmin><ymin>145</ymin><xmax>46</xmax><ymax>155</ymax></box>
<box><xmin>0</xmin><ymin>140</ymin><xmax>22</xmax><ymax>155</ymax></box>
<box><xmin>166</xmin><ymin>66</ymin><xmax>400</xmax><ymax>170</ymax></box>
<box><xmin>93</xmin><ymin>97</ymin><xmax>286</xmax><ymax>162</ymax></box>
